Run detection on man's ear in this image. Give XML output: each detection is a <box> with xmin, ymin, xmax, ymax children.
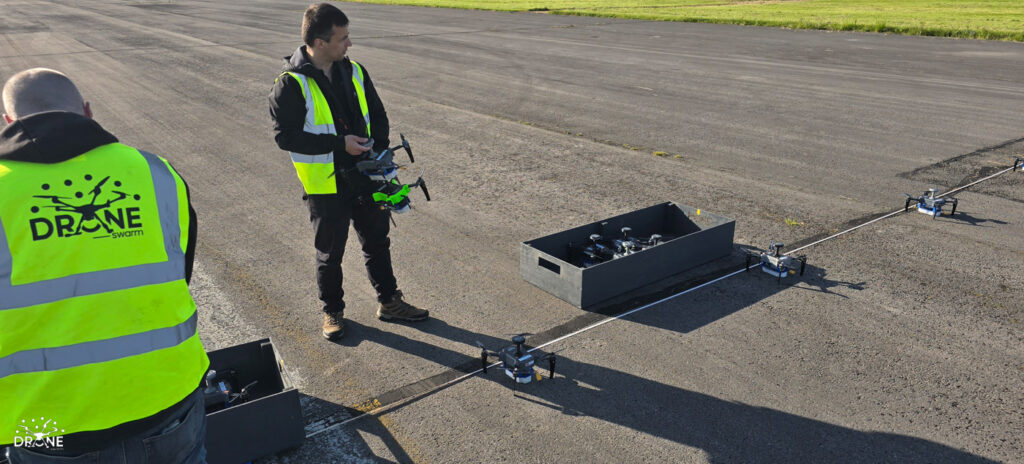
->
<box><xmin>2</xmin><ymin>114</ymin><xmax>12</xmax><ymax>125</ymax></box>
<box><xmin>83</xmin><ymin>101</ymin><xmax>92</xmax><ymax>119</ymax></box>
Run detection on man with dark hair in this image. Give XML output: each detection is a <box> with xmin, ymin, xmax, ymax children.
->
<box><xmin>1</xmin><ymin>68</ymin><xmax>208</xmax><ymax>463</ymax></box>
<box><xmin>269</xmin><ymin>3</ymin><xmax>428</xmax><ymax>341</ymax></box>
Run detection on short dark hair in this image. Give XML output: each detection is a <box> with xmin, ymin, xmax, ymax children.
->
<box><xmin>302</xmin><ymin>3</ymin><xmax>349</xmax><ymax>46</ymax></box>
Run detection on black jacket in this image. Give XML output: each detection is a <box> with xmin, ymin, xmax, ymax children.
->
<box><xmin>269</xmin><ymin>46</ymin><xmax>390</xmax><ymax>217</ymax></box>
<box><xmin>0</xmin><ymin>111</ymin><xmax>199</xmax><ymax>451</ymax></box>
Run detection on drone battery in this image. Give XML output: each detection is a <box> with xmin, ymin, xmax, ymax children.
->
<box><xmin>505</xmin><ymin>368</ymin><xmax>533</xmax><ymax>383</ymax></box>
<box><xmin>365</xmin><ymin>170</ymin><xmax>398</xmax><ymax>182</ymax></box>
<box><xmin>916</xmin><ymin>206</ymin><xmax>939</xmax><ymax>217</ymax></box>
<box><xmin>761</xmin><ymin>266</ymin><xmax>790</xmax><ymax>278</ymax></box>
<box><xmin>521</xmin><ymin>201</ymin><xmax>735</xmax><ymax>308</ymax></box>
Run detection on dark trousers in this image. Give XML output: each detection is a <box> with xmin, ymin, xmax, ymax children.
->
<box><xmin>6</xmin><ymin>388</ymin><xmax>206</xmax><ymax>464</ymax></box>
<box><xmin>312</xmin><ymin>200</ymin><xmax>398</xmax><ymax>314</ymax></box>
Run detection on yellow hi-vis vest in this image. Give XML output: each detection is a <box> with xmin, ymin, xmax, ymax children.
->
<box><xmin>282</xmin><ymin>60</ymin><xmax>372</xmax><ymax>195</ymax></box>
<box><xmin>0</xmin><ymin>142</ymin><xmax>209</xmax><ymax>439</ymax></box>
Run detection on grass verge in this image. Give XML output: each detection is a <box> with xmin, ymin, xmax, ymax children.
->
<box><xmin>342</xmin><ymin>0</ymin><xmax>1024</xmax><ymax>41</ymax></box>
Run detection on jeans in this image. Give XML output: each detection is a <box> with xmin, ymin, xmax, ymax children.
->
<box><xmin>6</xmin><ymin>388</ymin><xmax>206</xmax><ymax>464</ymax></box>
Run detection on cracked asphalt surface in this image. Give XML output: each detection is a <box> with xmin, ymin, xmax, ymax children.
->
<box><xmin>2</xmin><ymin>1</ymin><xmax>1022</xmax><ymax>462</ymax></box>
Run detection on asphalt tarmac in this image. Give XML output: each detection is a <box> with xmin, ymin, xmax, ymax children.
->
<box><xmin>2</xmin><ymin>1</ymin><xmax>1022</xmax><ymax>462</ymax></box>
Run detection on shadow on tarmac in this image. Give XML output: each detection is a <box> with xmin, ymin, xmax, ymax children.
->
<box><xmin>942</xmin><ymin>211</ymin><xmax>1009</xmax><ymax>227</ymax></box>
<box><xmin>261</xmin><ymin>270</ymin><xmax>992</xmax><ymax>463</ymax></box>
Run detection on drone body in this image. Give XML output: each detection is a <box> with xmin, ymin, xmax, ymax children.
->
<box><xmin>569</xmin><ymin>225</ymin><xmax>669</xmax><ymax>268</ymax></box>
<box><xmin>746</xmin><ymin>241</ymin><xmax>807</xmax><ymax>282</ymax></box>
<box><xmin>498</xmin><ymin>344</ymin><xmax>539</xmax><ymax>384</ymax></box>
<box><xmin>345</xmin><ymin>134</ymin><xmax>430</xmax><ymax>214</ymax></box>
<box><xmin>477</xmin><ymin>335</ymin><xmax>556</xmax><ymax>386</ymax></box>
<box><xmin>904</xmin><ymin>188</ymin><xmax>957</xmax><ymax>218</ymax></box>
<box><xmin>355</xmin><ymin>143</ymin><xmax>400</xmax><ymax>182</ymax></box>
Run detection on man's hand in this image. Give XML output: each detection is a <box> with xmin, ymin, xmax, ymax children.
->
<box><xmin>344</xmin><ymin>135</ymin><xmax>371</xmax><ymax>156</ymax></box>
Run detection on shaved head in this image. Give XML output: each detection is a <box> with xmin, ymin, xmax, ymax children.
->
<box><xmin>2</xmin><ymin>68</ymin><xmax>87</xmax><ymax>121</ymax></box>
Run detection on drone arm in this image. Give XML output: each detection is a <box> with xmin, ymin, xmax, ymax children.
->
<box><xmin>798</xmin><ymin>255</ymin><xmax>807</xmax><ymax>276</ymax></box>
<box><xmin>904</xmin><ymin>196</ymin><xmax>915</xmax><ymax>211</ymax></box>
<box><xmin>949</xmin><ymin>198</ymin><xmax>958</xmax><ymax>216</ymax></box>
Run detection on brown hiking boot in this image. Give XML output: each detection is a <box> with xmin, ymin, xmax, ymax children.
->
<box><xmin>377</xmin><ymin>291</ymin><xmax>429</xmax><ymax>322</ymax></box>
<box><xmin>322</xmin><ymin>311</ymin><xmax>345</xmax><ymax>340</ymax></box>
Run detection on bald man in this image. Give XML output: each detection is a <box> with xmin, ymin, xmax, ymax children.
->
<box><xmin>1</xmin><ymin>68</ymin><xmax>209</xmax><ymax>463</ymax></box>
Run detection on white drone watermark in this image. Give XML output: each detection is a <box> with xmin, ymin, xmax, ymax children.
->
<box><xmin>13</xmin><ymin>417</ymin><xmax>65</xmax><ymax>449</ymax></box>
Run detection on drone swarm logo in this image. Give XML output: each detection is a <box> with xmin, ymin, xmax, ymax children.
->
<box><xmin>13</xmin><ymin>417</ymin><xmax>65</xmax><ymax>449</ymax></box>
<box><xmin>28</xmin><ymin>174</ymin><xmax>144</xmax><ymax>241</ymax></box>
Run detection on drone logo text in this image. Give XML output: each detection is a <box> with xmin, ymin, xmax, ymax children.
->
<box><xmin>13</xmin><ymin>417</ymin><xmax>65</xmax><ymax>449</ymax></box>
<box><xmin>28</xmin><ymin>174</ymin><xmax>144</xmax><ymax>241</ymax></box>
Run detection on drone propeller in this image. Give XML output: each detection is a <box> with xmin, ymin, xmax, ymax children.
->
<box><xmin>532</xmin><ymin>347</ymin><xmax>566</xmax><ymax>380</ymax></box>
<box><xmin>745</xmin><ymin>252</ymin><xmax>758</xmax><ymax>272</ymax></box>
<box><xmin>904</xmin><ymin>194</ymin><xmax>919</xmax><ymax>212</ymax></box>
<box><xmin>410</xmin><ymin>176</ymin><xmax>430</xmax><ymax>201</ymax></box>
<box><xmin>399</xmin><ymin>133</ymin><xmax>413</xmax><ymax>163</ymax></box>
<box><xmin>475</xmin><ymin>341</ymin><xmax>495</xmax><ymax>374</ymax></box>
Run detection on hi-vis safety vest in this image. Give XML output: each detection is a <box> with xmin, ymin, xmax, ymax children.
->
<box><xmin>0</xmin><ymin>142</ymin><xmax>209</xmax><ymax>439</ymax></box>
<box><xmin>281</xmin><ymin>61</ymin><xmax>372</xmax><ymax>195</ymax></box>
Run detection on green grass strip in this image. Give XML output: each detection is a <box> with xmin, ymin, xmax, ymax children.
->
<box><xmin>341</xmin><ymin>0</ymin><xmax>1024</xmax><ymax>42</ymax></box>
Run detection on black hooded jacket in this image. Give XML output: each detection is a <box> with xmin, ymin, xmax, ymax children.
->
<box><xmin>268</xmin><ymin>46</ymin><xmax>390</xmax><ymax>217</ymax></box>
<box><xmin>0</xmin><ymin>111</ymin><xmax>199</xmax><ymax>450</ymax></box>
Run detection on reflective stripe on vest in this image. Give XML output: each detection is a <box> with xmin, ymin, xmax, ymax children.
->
<box><xmin>283</xmin><ymin>71</ymin><xmax>338</xmax><ymax>195</ymax></box>
<box><xmin>281</xmin><ymin>63</ymin><xmax>372</xmax><ymax>195</ymax></box>
<box><xmin>0</xmin><ymin>143</ymin><xmax>209</xmax><ymax>437</ymax></box>
<box><xmin>350</xmin><ymin>61</ymin><xmax>371</xmax><ymax>138</ymax></box>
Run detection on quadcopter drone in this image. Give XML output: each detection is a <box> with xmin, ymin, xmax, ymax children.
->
<box><xmin>336</xmin><ymin>133</ymin><xmax>430</xmax><ymax>214</ymax></box>
<box><xmin>202</xmin><ymin>368</ymin><xmax>258</xmax><ymax>413</ymax></box>
<box><xmin>568</xmin><ymin>224</ymin><xmax>672</xmax><ymax>268</ymax></box>
<box><xmin>904</xmin><ymin>188</ymin><xmax>956</xmax><ymax>218</ymax></box>
<box><xmin>746</xmin><ymin>241</ymin><xmax>807</xmax><ymax>282</ymax></box>
<box><xmin>476</xmin><ymin>335</ymin><xmax>556</xmax><ymax>385</ymax></box>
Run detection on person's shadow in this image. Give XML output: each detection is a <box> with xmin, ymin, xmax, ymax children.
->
<box><xmin>291</xmin><ymin>313</ymin><xmax>993</xmax><ymax>464</ymax></box>
<box><xmin>274</xmin><ymin>247</ymin><xmax>980</xmax><ymax>463</ymax></box>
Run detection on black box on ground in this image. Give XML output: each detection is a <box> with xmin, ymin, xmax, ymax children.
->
<box><xmin>204</xmin><ymin>338</ymin><xmax>303</xmax><ymax>464</ymax></box>
<box><xmin>521</xmin><ymin>202</ymin><xmax>735</xmax><ymax>308</ymax></box>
